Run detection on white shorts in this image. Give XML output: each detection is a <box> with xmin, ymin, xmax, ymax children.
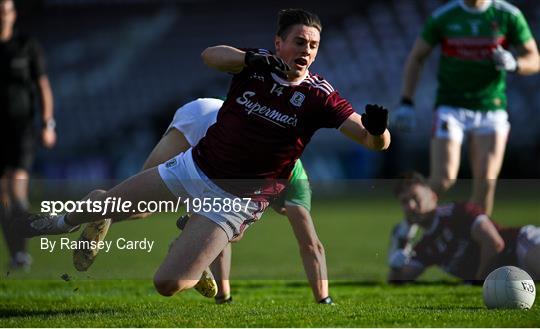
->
<box><xmin>432</xmin><ymin>105</ymin><xmax>510</xmax><ymax>144</ymax></box>
<box><xmin>516</xmin><ymin>225</ymin><xmax>540</xmax><ymax>267</ymax></box>
<box><xmin>158</xmin><ymin>148</ymin><xmax>268</xmax><ymax>241</ymax></box>
<box><xmin>165</xmin><ymin>98</ymin><xmax>223</xmax><ymax>146</ymax></box>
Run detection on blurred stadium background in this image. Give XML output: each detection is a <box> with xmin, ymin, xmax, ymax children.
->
<box><xmin>14</xmin><ymin>0</ymin><xmax>540</xmax><ymax>182</ymax></box>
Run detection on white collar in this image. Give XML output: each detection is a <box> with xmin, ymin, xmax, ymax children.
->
<box><xmin>460</xmin><ymin>0</ymin><xmax>492</xmax><ymax>13</ymax></box>
<box><xmin>271</xmin><ymin>70</ymin><xmax>309</xmax><ymax>86</ymax></box>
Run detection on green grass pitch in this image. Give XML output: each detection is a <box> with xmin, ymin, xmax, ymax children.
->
<box><xmin>1</xmin><ymin>183</ymin><xmax>539</xmax><ymax>327</ymax></box>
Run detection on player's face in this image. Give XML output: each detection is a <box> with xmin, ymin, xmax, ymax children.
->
<box><xmin>275</xmin><ymin>24</ymin><xmax>320</xmax><ymax>82</ymax></box>
<box><xmin>0</xmin><ymin>0</ymin><xmax>16</xmax><ymax>31</ymax></box>
<box><xmin>397</xmin><ymin>184</ymin><xmax>437</xmax><ymax>224</ymax></box>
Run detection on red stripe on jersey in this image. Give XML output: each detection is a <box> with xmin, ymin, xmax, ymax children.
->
<box><xmin>303</xmin><ymin>76</ymin><xmax>334</xmax><ymax>95</ymax></box>
<box><xmin>305</xmin><ymin>75</ymin><xmax>334</xmax><ymax>91</ymax></box>
<box><xmin>441</xmin><ymin>36</ymin><xmax>507</xmax><ymax>60</ymax></box>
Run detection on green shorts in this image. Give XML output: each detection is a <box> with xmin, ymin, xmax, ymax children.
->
<box><xmin>279</xmin><ymin>159</ymin><xmax>312</xmax><ymax>211</ymax></box>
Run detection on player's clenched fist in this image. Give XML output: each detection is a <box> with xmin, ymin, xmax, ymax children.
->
<box><xmin>361</xmin><ymin>104</ymin><xmax>389</xmax><ymax>136</ymax></box>
<box><xmin>492</xmin><ymin>45</ymin><xmax>518</xmax><ymax>72</ymax></box>
<box><xmin>244</xmin><ymin>51</ymin><xmax>290</xmax><ymax>78</ymax></box>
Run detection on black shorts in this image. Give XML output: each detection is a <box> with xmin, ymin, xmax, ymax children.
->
<box><xmin>0</xmin><ymin>121</ymin><xmax>35</xmax><ymax>174</ymax></box>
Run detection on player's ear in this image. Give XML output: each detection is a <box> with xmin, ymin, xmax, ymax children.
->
<box><xmin>275</xmin><ymin>36</ymin><xmax>282</xmax><ymax>52</ymax></box>
<box><xmin>430</xmin><ymin>189</ymin><xmax>438</xmax><ymax>204</ymax></box>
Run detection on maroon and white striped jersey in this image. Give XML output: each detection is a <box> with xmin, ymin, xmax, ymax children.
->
<box><xmin>193</xmin><ymin>48</ymin><xmax>354</xmax><ymax>200</ymax></box>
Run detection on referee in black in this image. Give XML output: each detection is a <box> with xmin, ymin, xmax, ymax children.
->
<box><xmin>1</xmin><ymin>0</ymin><xmax>55</xmax><ymax>270</ymax></box>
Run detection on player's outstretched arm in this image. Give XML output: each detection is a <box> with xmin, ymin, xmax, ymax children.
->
<box><xmin>201</xmin><ymin>45</ymin><xmax>246</xmax><ymax>73</ymax></box>
<box><xmin>285</xmin><ymin>204</ymin><xmax>329</xmax><ymax>302</ymax></box>
<box><xmin>202</xmin><ymin>45</ymin><xmax>290</xmax><ymax>77</ymax></box>
<box><xmin>340</xmin><ymin>111</ymin><xmax>390</xmax><ymax>151</ymax></box>
<box><xmin>471</xmin><ymin>217</ymin><xmax>505</xmax><ymax>280</ymax></box>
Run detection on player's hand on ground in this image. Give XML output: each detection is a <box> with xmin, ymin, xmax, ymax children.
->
<box><xmin>492</xmin><ymin>45</ymin><xmax>518</xmax><ymax>72</ymax></box>
<box><xmin>244</xmin><ymin>51</ymin><xmax>290</xmax><ymax>79</ymax></box>
<box><xmin>388</xmin><ymin>249</ymin><xmax>411</xmax><ymax>269</ymax></box>
<box><xmin>361</xmin><ymin>104</ymin><xmax>389</xmax><ymax>136</ymax></box>
<box><xmin>392</xmin><ymin>103</ymin><xmax>416</xmax><ymax>132</ymax></box>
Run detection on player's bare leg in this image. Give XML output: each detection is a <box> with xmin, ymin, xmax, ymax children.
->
<box><xmin>129</xmin><ymin>129</ymin><xmax>191</xmax><ymax>221</ymax></box>
<box><xmin>210</xmin><ymin>243</ymin><xmax>232</xmax><ymax>303</ymax></box>
<box><xmin>72</xmin><ymin>167</ymin><xmax>176</xmax><ymax>225</ymax></box>
<box><xmin>153</xmin><ymin>214</ymin><xmax>229</xmax><ymax>297</ymax></box>
<box><xmin>79</xmin><ymin>120</ymin><xmax>186</xmax><ymax>225</ymax></box>
<box><xmin>174</xmin><ymin>214</ymin><xmax>219</xmax><ymax>298</ymax></box>
<box><xmin>19</xmin><ymin>167</ymin><xmax>178</xmax><ymax>238</ymax></box>
<box><xmin>74</xmin><ymin>130</ymin><xmax>218</xmax><ymax>296</ymax></box>
<box><xmin>68</xmin><ymin>169</ymin><xmax>174</xmax><ymax>265</ymax></box>
<box><xmin>469</xmin><ymin>133</ymin><xmax>507</xmax><ymax>216</ymax></box>
<box><xmin>142</xmin><ymin>129</ymin><xmax>191</xmax><ymax>170</ymax></box>
<box><xmin>429</xmin><ymin>138</ymin><xmax>461</xmax><ymax>196</ymax></box>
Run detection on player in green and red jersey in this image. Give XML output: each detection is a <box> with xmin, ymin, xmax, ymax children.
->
<box><xmin>394</xmin><ymin>0</ymin><xmax>539</xmax><ymax>216</ymax></box>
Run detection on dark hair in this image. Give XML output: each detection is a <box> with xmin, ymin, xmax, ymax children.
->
<box><xmin>394</xmin><ymin>171</ymin><xmax>429</xmax><ymax>196</ymax></box>
<box><xmin>276</xmin><ymin>8</ymin><xmax>322</xmax><ymax>39</ymax></box>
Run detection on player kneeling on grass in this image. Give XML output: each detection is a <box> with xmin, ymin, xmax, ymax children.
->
<box><xmin>388</xmin><ymin>172</ymin><xmax>540</xmax><ymax>284</ymax></box>
<box><xmin>76</xmin><ymin>98</ymin><xmax>333</xmax><ymax>304</ymax></box>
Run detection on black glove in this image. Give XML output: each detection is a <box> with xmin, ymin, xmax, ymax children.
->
<box><xmin>245</xmin><ymin>51</ymin><xmax>290</xmax><ymax>79</ymax></box>
<box><xmin>361</xmin><ymin>104</ymin><xmax>389</xmax><ymax>136</ymax></box>
<box><xmin>318</xmin><ymin>296</ymin><xmax>334</xmax><ymax>305</ymax></box>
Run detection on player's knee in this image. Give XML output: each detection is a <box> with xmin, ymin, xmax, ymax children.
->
<box><xmin>153</xmin><ymin>278</ymin><xmax>178</xmax><ymax>297</ymax></box>
<box><xmin>153</xmin><ymin>273</ymin><xmax>195</xmax><ymax>296</ymax></box>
